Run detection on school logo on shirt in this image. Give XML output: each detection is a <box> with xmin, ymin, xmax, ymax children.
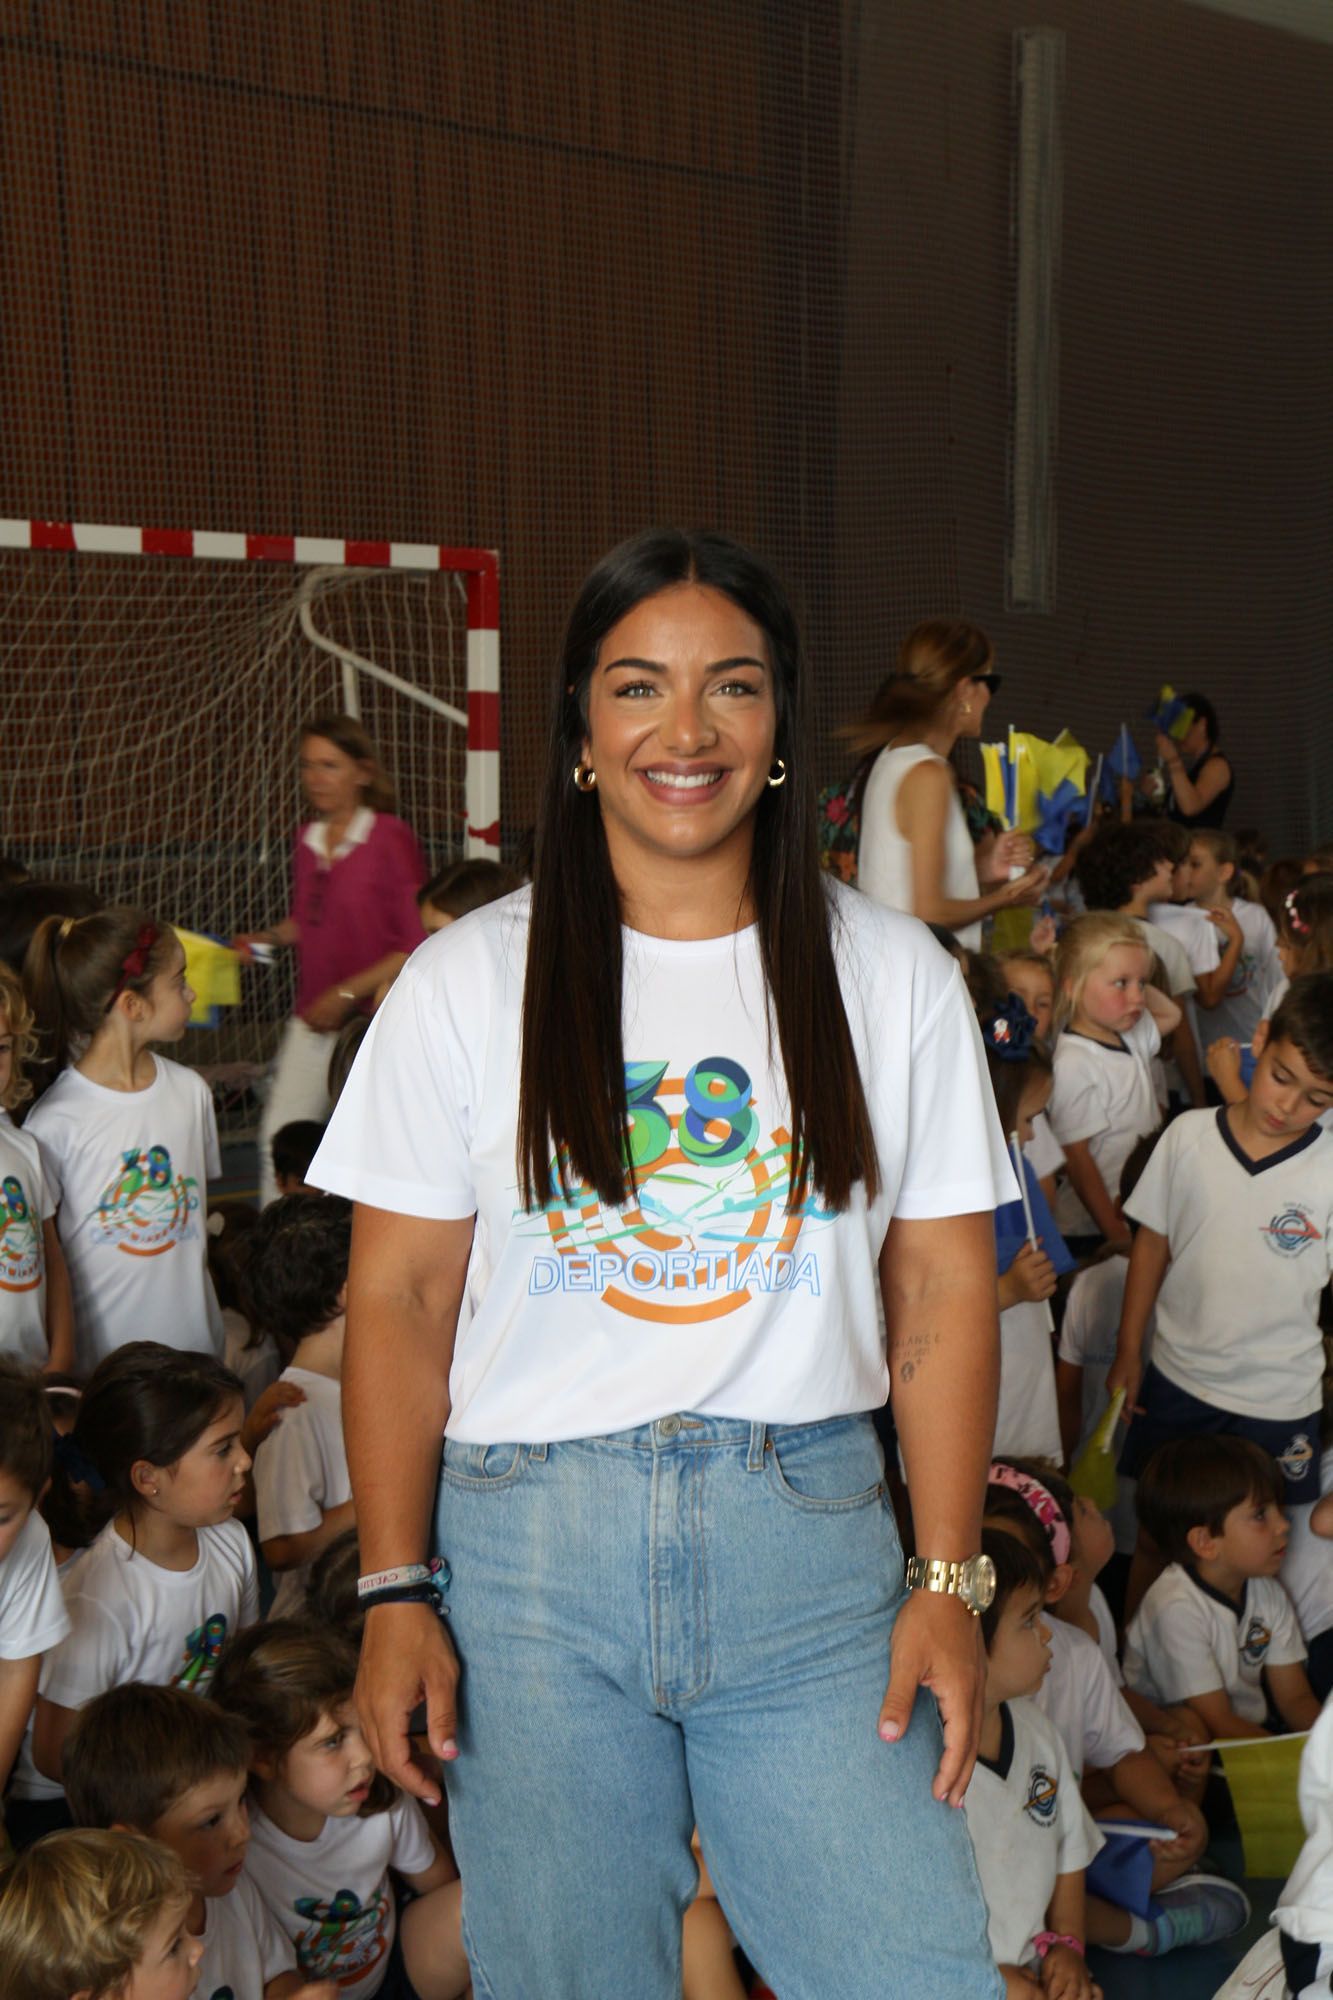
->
<box><xmin>1024</xmin><ymin>1765</ymin><xmax>1059</xmax><ymax>1825</ymax></box>
<box><xmin>517</xmin><ymin>1055</ymin><xmax>830</xmax><ymax>1324</ymax></box>
<box><xmin>1241</xmin><ymin>1616</ymin><xmax>1272</xmax><ymax>1666</ymax></box>
<box><xmin>174</xmin><ymin>1614</ymin><xmax>229</xmax><ymax>1694</ymax></box>
<box><xmin>293</xmin><ymin>1886</ymin><xmax>391</xmax><ymax>1984</ymax></box>
<box><xmin>0</xmin><ymin>1175</ymin><xmax>42</xmax><ymax>1291</ymax></box>
<box><xmin>1261</xmin><ymin>1205</ymin><xmax>1321</xmax><ymax>1258</ymax></box>
<box><xmin>87</xmin><ymin>1143</ymin><xmax>201</xmax><ymax>1257</ymax></box>
<box><xmin>1278</xmin><ymin>1433</ymin><xmax>1315</xmax><ymax>1485</ymax></box>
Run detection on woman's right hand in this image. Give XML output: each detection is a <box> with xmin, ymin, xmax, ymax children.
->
<box><xmin>999</xmin><ymin>863</ymin><xmax>1050</xmax><ymax>910</ymax></box>
<box><xmin>357</xmin><ymin>1601</ymin><xmax>461</xmax><ymax>1806</ymax></box>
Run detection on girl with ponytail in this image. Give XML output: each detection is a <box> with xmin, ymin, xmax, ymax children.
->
<box><xmin>23</xmin><ymin>908</ymin><xmax>224</xmax><ymax>1374</ymax></box>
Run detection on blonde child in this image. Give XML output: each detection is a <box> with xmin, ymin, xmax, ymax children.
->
<box><xmin>212</xmin><ymin>1621</ymin><xmax>469</xmax><ymax>2000</ymax></box>
<box><xmin>0</xmin><ymin>965</ymin><xmax>73</xmax><ymax>1371</ymax></box>
<box><xmin>961</xmin><ymin>1527</ymin><xmax>1102</xmax><ymax>2000</ymax></box>
<box><xmin>1048</xmin><ymin>915</ymin><xmax>1180</xmax><ymax>1251</ymax></box>
<box><xmin>23</xmin><ymin>909</ymin><xmax>224</xmax><ymax>1373</ymax></box>
<box><xmin>64</xmin><ymin>1682</ymin><xmax>335</xmax><ymax>2000</ymax></box>
<box><xmin>23</xmin><ymin>1344</ymin><xmax>257</xmax><ymax>1800</ymax></box>
<box><xmin>0</xmin><ymin>1825</ymin><xmax>201</xmax><ymax>2000</ymax></box>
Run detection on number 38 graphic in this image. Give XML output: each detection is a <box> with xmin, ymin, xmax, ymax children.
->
<box><xmin>624</xmin><ymin>1057</ymin><xmax>758</xmax><ymax>1172</ymax></box>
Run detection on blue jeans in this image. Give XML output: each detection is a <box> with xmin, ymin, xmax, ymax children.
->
<box><xmin>435</xmin><ymin>1412</ymin><xmax>1000</xmax><ymax>1999</ymax></box>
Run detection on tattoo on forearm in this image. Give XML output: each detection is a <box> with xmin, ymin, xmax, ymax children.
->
<box><xmin>892</xmin><ymin>1325</ymin><xmax>939</xmax><ymax>1383</ymax></box>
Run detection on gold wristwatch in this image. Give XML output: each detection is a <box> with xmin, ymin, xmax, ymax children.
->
<box><xmin>904</xmin><ymin>1553</ymin><xmax>996</xmax><ymax>1616</ymax></box>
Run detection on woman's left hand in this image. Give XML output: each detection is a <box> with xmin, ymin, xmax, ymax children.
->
<box><xmin>877</xmin><ymin>1589</ymin><xmax>985</xmax><ymax>1807</ymax></box>
<box><xmin>301</xmin><ymin>986</ymin><xmax>357</xmax><ymax>1033</ymax></box>
<box><xmin>1154</xmin><ymin>731</ymin><xmax>1180</xmax><ymax>768</ymax></box>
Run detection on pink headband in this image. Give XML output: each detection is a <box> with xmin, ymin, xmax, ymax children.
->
<box><xmin>1285</xmin><ymin>889</ymin><xmax>1311</xmax><ymax>939</ymax></box>
<box><xmin>987</xmin><ymin>1461</ymin><xmax>1072</xmax><ymax>1567</ymax></box>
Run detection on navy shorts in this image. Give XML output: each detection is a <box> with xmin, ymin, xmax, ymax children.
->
<box><xmin>1120</xmin><ymin>1365</ymin><xmax>1321</xmax><ymax>1507</ymax></box>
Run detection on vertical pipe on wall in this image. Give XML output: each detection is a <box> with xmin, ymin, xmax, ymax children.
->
<box><xmin>1006</xmin><ymin>28</ymin><xmax>1065</xmax><ymax>614</ymax></box>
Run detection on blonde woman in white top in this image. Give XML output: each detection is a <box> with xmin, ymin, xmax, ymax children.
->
<box><xmin>850</xmin><ymin>619</ymin><xmax>1047</xmax><ymax>947</ymax></box>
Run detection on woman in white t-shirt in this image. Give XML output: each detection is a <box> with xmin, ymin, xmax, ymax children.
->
<box><xmin>24</xmin><ymin>909</ymin><xmax>224</xmax><ymax>1373</ymax></box>
<box><xmin>313</xmin><ymin>530</ymin><xmax>1015</xmax><ymax>1997</ymax></box>
<box><xmin>847</xmin><ymin>619</ymin><xmax>1046</xmax><ymax>948</ymax></box>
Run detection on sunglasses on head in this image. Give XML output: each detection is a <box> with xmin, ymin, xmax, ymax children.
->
<box><xmin>971</xmin><ymin>671</ymin><xmax>1002</xmax><ymax>693</ymax></box>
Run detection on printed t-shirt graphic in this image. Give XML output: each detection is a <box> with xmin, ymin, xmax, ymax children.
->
<box><xmin>292</xmin><ymin>1885</ymin><xmax>392</xmax><ymax>1985</ymax></box>
<box><xmin>89</xmin><ymin>1140</ymin><xmax>201</xmax><ymax>1256</ymax></box>
<box><xmin>0</xmin><ymin>1114</ymin><xmax>53</xmax><ymax>1363</ymax></box>
<box><xmin>309</xmin><ymin>884</ymin><xmax>1017</xmax><ymax>1445</ymax></box>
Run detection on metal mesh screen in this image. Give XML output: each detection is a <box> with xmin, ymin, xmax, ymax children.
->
<box><xmin>1</xmin><ymin>0</ymin><xmax>1329</xmax><ymax>859</ymax></box>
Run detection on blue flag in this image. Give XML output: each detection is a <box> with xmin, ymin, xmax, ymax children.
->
<box><xmin>995</xmin><ymin>1156</ymin><xmax>1076</xmax><ymax>1278</ymax></box>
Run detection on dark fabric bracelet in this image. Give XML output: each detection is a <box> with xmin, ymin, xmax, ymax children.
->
<box><xmin>359</xmin><ymin>1582</ymin><xmax>449</xmax><ymax>1616</ymax></box>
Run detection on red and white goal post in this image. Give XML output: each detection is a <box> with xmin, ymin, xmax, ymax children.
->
<box><xmin>0</xmin><ymin>518</ymin><xmax>500</xmax><ymax>1093</ymax></box>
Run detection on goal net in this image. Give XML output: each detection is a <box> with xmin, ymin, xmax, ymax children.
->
<box><xmin>0</xmin><ymin>521</ymin><xmax>500</xmax><ymax>1130</ymax></box>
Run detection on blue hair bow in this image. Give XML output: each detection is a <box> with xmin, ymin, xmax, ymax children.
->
<box><xmin>982</xmin><ymin>993</ymin><xmax>1038</xmax><ymax>1063</ymax></box>
<box><xmin>1033</xmin><ymin>777</ymin><xmax>1084</xmax><ymax>855</ymax></box>
<box><xmin>54</xmin><ymin>1432</ymin><xmax>105</xmax><ymax>1493</ymax></box>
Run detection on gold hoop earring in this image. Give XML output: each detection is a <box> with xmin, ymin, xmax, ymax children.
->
<box><xmin>572</xmin><ymin>763</ymin><xmax>598</xmax><ymax>793</ymax></box>
<box><xmin>766</xmin><ymin>759</ymin><xmax>787</xmax><ymax>789</ymax></box>
<box><xmin>961</xmin><ymin>704</ymin><xmax>973</xmax><ymax>718</ymax></box>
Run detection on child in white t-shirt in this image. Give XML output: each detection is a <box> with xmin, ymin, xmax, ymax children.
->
<box><xmin>214</xmin><ymin>1621</ymin><xmax>468</xmax><ymax>2000</ymax></box>
<box><xmin>985</xmin><ymin>1459</ymin><xmax>1248</xmax><ymax>1958</ymax></box>
<box><xmin>0</xmin><ymin>965</ymin><xmax>73</xmax><ymax>1371</ymax></box>
<box><xmin>64</xmin><ymin>1680</ymin><xmax>334</xmax><ymax>2000</ymax></box>
<box><xmin>961</xmin><ymin>1528</ymin><xmax>1101</xmax><ymax>1999</ymax></box>
<box><xmin>24</xmin><ymin>907</ymin><xmax>224</xmax><ymax>1373</ymax></box>
<box><xmin>1177</xmin><ymin>830</ymin><xmax>1282</xmax><ymax>1050</ymax></box>
<box><xmin>0</xmin><ymin>1825</ymin><xmax>201</xmax><ymax>2000</ymax></box>
<box><xmin>1110</xmin><ymin>975</ymin><xmax>1333</xmax><ymax>1507</ymax></box>
<box><xmin>979</xmin><ymin>999</ymin><xmax>1061</xmax><ymax>1462</ymax></box>
<box><xmin>1289</xmin><ymin>1461</ymin><xmax>1333</xmax><ymax>1701</ymax></box>
<box><xmin>28</xmin><ymin>1342</ymin><xmax>257</xmax><ymax>1794</ymax></box>
<box><xmin>1274</xmin><ymin>1689</ymin><xmax>1333</xmax><ymax>2000</ymax></box>
<box><xmin>248</xmin><ymin>1195</ymin><xmax>355</xmax><ymax>1620</ymax></box>
<box><xmin>0</xmin><ymin>1360</ymin><xmax>70</xmax><ymax>1831</ymax></box>
<box><xmin>1048</xmin><ymin>914</ymin><xmax>1180</xmax><ymax>1248</ymax></box>
<box><xmin>1125</xmin><ymin>1434</ymin><xmax>1320</xmax><ymax>1739</ymax></box>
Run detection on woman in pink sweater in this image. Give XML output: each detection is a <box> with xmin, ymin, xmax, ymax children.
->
<box><xmin>240</xmin><ymin>713</ymin><xmax>426</xmax><ymax>1202</ymax></box>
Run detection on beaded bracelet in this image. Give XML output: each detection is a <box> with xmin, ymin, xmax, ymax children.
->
<box><xmin>1032</xmin><ymin>1932</ymin><xmax>1084</xmax><ymax>1960</ymax></box>
<box><xmin>357</xmin><ymin>1558</ymin><xmax>450</xmax><ymax>1602</ymax></box>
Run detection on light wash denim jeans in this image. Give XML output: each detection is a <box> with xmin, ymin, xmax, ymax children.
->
<box><xmin>435</xmin><ymin>1411</ymin><xmax>1000</xmax><ymax>1999</ymax></box>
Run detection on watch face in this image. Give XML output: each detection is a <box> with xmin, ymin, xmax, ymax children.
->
<box><xmin>960</xmin><ymin>1553</ymin><xmax>997</xmax><ymax>1613</ymax></box>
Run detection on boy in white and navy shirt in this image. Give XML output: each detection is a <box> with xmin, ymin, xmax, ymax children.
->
<box><xmin>1125</xmin><ymin>1434</ymin><xmax>1319</xmax><ymax>1738</ymax></box>
<box><xmin>1112</xmin><ymin>974</ymin><xmax>1333</xmax><ymax>1503</ymax></box>
<box><xmin>963</xmin><ymin>1532</ymin><xmax>1102</xmax><ymax>1991</ymax></box>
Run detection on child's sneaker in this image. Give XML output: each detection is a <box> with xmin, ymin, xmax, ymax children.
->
<box><xmin>1135</xmin><ymin>1872</ymin><xmax>1251</xmax><ymax>1954</ymax></box>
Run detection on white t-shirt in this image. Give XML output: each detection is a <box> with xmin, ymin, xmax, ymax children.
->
<box><xmin>222</xmin><ymin>1309</ymin><xmax>282</xmax><ymax>1414</ymax></box>
<box><xmin>1282</xmin><ymin>1446</ymin><xmax>1333</xmax><ymax>1647</ymax></box>
<box><xmin>1025</xmin><ymin>1112</ymin><xmax>1065</xmax><ymax>1185</ymax></box>
<box><xmin>1125</xmin><ymin>1107</ymin><xmax>1333</xmax><ymax>1420</ymax></box>
<box><xmin>1057</xmin><ymin>1254</ymin><xmax>1152</xmax><ymax>1553</ymax></box>
<box><xmin>994</xmin><ymin>1301</ymin><xmax>1061</xmax><ymax>1462</ymax></box>
<box><xmin>245</xmin><ymin>1793</ymin><xmax>435</xmax><ymax>2000</ymax></box>
<box><xmin>1089</xmin><ymin>1583</ymin><xmax>1122</xmax><ymax>1683</ymax></box>
<box><xmin>963</xmin><ymin>1697</ymin><xmax>1103</xmax><ymax>1970</ymax></box>
<box><xmin>1048</xmin><ymin>1013</ymin><xmax>1162</xmax><ymax>1236</ymax></box>
<box><xmin>1146</xmin><ymin>904</ymin><xmax>1220</xmax><ymax>983</ymax></box>
<box><xmin>1124</xmin><ymin>1563</ymin><xmax>1306</xmax><ymax>1723</ymax></box>
<box><xmin>0</xmin><ymin>1510</ymin><xmax>70</xmax><ymax>1661</ymax></box>
<box><xmin>857</xmin><ymin>743</ymin><xmax>983</xmax><ymax>950</ymax></box>
<box><xmin>1191</xmin><ymin>899</ymin><xmax>1281</xmax><ymax>1049</ymax></box>
<box><xmin>1034</xmin><ymin>1616</ymin><xmax>1144</xmax><ymax>1782</ymax></box>
<box><xmin>0</xmin><ymin>1113</ymin><xmax>54</xmax><ymax>1366</ymax></box>
<box><xmin>254</xmin><ymin>1367</ymin><xmax>350</xmax><ymax>1621</ymax></box>
<box><xmin>26</xmin><ymin>1056</ymin><xmax>224</xmax><ymax>1374</ymax></box>
<box><xmin>197</xmin><ymin>1871</ymin><xmax>295</xmax><ymax>2000</ymax></box>
<box><xmin>312</xmin><ymin>884</ymin><xmax>1015</xmax><ymax>1443</ymax></box>
<box><xmin>1277</xmin><ymin>1692</ymin><xmax>1333</xmax><ymax>1947</ymax></box>
<box><xmin>39</xmin><ymin>1516</ymin><xmax>258</xmax><ymax>1711</ymax></box>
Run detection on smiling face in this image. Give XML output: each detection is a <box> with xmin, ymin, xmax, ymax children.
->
<box><xmin>1072</xmin><ymin>941</ymin><xmax>1153</xmax><ymax>1037</ymax></box>
<box><xmin>580</xmin><ymin>583</ymin><xmax>778</xmax><ymax>893</ymax></box>
<box><xmin>148</xmin><ymin>1767</ymin><xmax>250</xmax><ymax>1900</ymax></box>
<box><xmin>134</xmin><ymin>1396</ymin><xmax>250</xmax><ymax>1530</ymax></box>
<box><xmin>276</xmin><ymin>1700</ymin><xmax>375</xmax><ymax>1820</ymax></box>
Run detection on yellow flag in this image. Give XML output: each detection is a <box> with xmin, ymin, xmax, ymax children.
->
<box><xmin>173</xmin><ymin>928</ymin><xmax>241</xmax><ymax>1027</ymax></box>
<box><xmin>1069</xmin><ymin>1390</ymin><xmax>1126</xmax><ymax>1513</ymax></box>
<box><xmin>1218</xmin><ymin>1734</ymin><xmax>1307</xmax><ymax>1878</ymax></box>
<box><xmin>980</xmin><ymin>742</ymin><xmax>1009</xmax><ymax>823</ymax></box>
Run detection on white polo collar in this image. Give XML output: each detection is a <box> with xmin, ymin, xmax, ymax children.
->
<box><xmin>303</xmin><ymin>805</ymin><xmax>375</xmax><ymax>865</ymax></box>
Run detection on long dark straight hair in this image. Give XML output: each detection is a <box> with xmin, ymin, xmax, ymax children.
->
<box><xmin>517</xmin><ymin>528</ymin><xmax>879</xmax><ymax>1214</ymax></box>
